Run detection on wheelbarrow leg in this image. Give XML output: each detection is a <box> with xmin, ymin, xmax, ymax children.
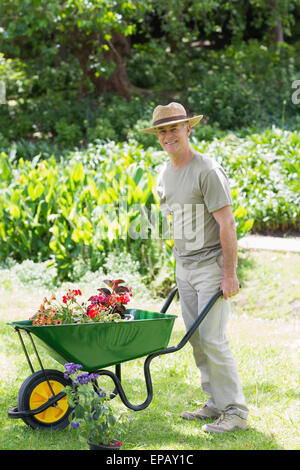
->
<box><xmin>15</xmin><ymin>328</ymin><xmax>57</xmax><ymax>398</ymax></box>
<box><xmin>95</xmin><ymin>290</ymin><xmax>223</xmax><ymax>412</ymax></box>
<box><xmin>95</xmin><ymin>365</ymin><xmax>154</xmax><ymax>412</ymax></box>
<box><xmin>92</xmin><ymin>363</ymin><xmax>121</xmax><ymax>400</ymax></box>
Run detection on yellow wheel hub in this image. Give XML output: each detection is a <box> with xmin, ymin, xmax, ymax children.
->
<box><xmin>29</xmin><ymin>380</ymin><xmax>68</xmax><ymax>424</ymax></box>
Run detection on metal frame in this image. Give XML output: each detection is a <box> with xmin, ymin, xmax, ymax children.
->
<box><xmin>8</xmin><ymin>287</ymin><xmax>223</xmax><ymax>419</ymax></box>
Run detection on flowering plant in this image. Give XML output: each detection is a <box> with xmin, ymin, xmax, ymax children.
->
<box><xmin>64</xmin><ymin>363</ymin><xmax>130</xmax><ymax>448</ymax></box>
<box><xmin>31</xmin><ymin>279</ymin><xmax>133</xmax><ymax>326</ymax></box>
<box><xmin>85</xmin><ymin>279</ymin><xmax>132</xmax><ymax>321</ymax></box>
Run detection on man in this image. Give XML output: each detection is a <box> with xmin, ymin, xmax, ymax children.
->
<box><xmin>140</xmin><ymin>102</ymin><xmax>249</xmax><ymax>433</ymax></box>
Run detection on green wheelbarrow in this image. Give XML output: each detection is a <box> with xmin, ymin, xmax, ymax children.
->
<box><xmin>7</xmin><ymin>287</ymin><xmax>223</xmax><ymax>430</ymax></box>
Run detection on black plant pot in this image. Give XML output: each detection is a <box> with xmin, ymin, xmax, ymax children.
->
<box><xmin>88</xmin><ymin>438</ymin><xmax>122</xmax><ymax>450</ymax></box>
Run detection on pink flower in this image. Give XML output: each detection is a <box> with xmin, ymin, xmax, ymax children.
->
<box><xmin>98</xmin><ymin>292</ymin><xmax>107</xmax><ymax>302</ymax></box>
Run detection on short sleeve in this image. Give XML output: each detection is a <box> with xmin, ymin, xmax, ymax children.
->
<box><xmin>201</xmin><ymin>167</ymin><xmax>232</xmax><ymax>213</ymax></box>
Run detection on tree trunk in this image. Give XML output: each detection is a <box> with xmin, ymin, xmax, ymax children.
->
<box><xmin>267</xmin><ymin>0</ymin><xmax>284</xmax><ymax>44</ymax></box>
<box><xmin>70</xmin><ymin>30</ymin><xmax>146</xmax><ymax>99</ymax></box>
<box><xmin>270</xmin><ymin>21</ymin><xmax>284</xmax><ymax>43</ymax></box>
<box><xmin>93</xmin><ymin>31</ymin><xmax>132</xmax><ymax>98</ymax></box>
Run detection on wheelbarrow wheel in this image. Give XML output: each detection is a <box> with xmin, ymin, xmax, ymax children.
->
<box><xmin>17</xmin><ymin>369</ymin><xmax>72</xmax><ymax>430</ymax></box>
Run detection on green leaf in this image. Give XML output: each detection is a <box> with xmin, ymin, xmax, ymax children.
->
<box><xmin>72</xmin><ymin>163</ymin><xmax>85</xmax><ymax>183</ymax></box>
<box><xmin>108</xmin><ymin>414</ymin><xmax>116</xmax><ymax>426</ymax></box>
<box><xmin>28</xmin><ymin>182</ymin><xmax>44</xmax><ymax>201</ymax></box>
<box><xmin>9</xmin><ymin>203</ymin><xmax>20</xmax><ymax>219</ymax></box>
<box><xmin>74</xmin><ymin>404</ymin><xmax>85</xmax><ymax>419</ymax></box>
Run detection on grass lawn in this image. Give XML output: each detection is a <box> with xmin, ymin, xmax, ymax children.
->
<box><xmin>0</xmin><ymin>249</ymin><xmax>299</xmax><ymax>450</ymax></box>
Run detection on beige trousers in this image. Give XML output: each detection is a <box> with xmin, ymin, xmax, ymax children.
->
<box><xmin>176</xmin><ymin>255</ymin><xmax>249</xmax><ymax>419</ymax></box>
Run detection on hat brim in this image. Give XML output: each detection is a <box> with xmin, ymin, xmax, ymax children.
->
<box><xmin>139</xmin><ymin>115</ymin><xmax>203</xmax><ymax>134</ymax></box>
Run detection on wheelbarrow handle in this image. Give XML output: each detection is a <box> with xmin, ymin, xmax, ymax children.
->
<box><xmin>160</xmin><ymin>285</ymin><xmax>221</xmax><ymax>315</ymax></box>
<box><xmin>160</xmin><ymin>287</ymin><xmax>179</xmax><ymax>313</ymax></box>
<box><xmin>161</xmin><ymin>282</ymin><xmax>241</xmax><ymax>314</ymax></box>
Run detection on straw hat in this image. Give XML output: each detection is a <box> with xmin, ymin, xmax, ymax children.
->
<box><xmin>140</xmin><ymin>102</ymin><xmax>203</xmax><ymax>134</ymax></box>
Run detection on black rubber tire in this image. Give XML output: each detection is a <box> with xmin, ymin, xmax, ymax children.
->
<box><xmin>17</xmin><ymin>369</ymin><xmax>72</xmax><ymax>430</ymax></box>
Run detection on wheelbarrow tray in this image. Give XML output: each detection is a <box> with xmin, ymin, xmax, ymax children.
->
<box><xmin>9</xmin><ymin>308</ymin><xmax>177</xmax><ymax>372</ymax></box>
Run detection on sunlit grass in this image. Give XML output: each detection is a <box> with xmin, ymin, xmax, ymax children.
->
<box><xmin>0</xmin><ymin>250</ymin><xmax>299</xmax><ymax>450</ymax></box>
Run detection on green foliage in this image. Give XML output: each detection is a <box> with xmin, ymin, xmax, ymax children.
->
<box><xmin>0</xmin><ymin>143</ymin><xmax>161</xmax><ymax>280</ymax></box>
<box><xmin>193</xmin><ymin>127</ymin><xmax>300</xmax><ymax>232</ymax></box>
<box><xmin>0</xmin><ymin>0</ymin><xmax>299</xmax><ymax>149</ymax></box>
<box><xmin>1</xmin><ymin>40</ymin><xmax>299</xmax><ymax>150</ymax></box>
<box><xmin>0</xmin><ymin>136</ymin><xmax>257</xmax><ymax>282</ymax></box>
<box><xmin>190</xmin><ymin>41</ymin><xmax>298</xmax><ymax>130</ymax></box>
<box><xmin>54</xmin><ymin>119</ymin><xmax>83</xmax><ymax>147</ymax></box>
<box><xmin>87</xmin><ymin>117</ymin><xmax>118</xmax><ymax>142</ymax></box>
<box><xmin>127</xmin><ymin>119</ymin><xmax>161</xmax><ymax>149</ymax></box>
<box><xmin>129</xmin><ymin>40</ymin><xmax>300</xmax><ymax>131</ymax></box>
<box><xmin>64</xmin><ymin>364</ymin><xmax>130</xmax><ymax>446</ymax></box>
<box><xmin>142</xmin><ymin>0</ymin><xmax>299</xmax><ymax>45</ymax></box>
<box><xmin>0</xmin><ymin>0</ymin><xmax>148</xmax><ymax>100</ymax></box>
<box><xmin>1</xmin><ymin>1</ymin><xmax>299</xmax><ymax>280</ymax></box>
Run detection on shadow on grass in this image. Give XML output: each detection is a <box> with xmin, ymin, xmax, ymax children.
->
<box><xmin>123</xmin><ymin>407</ymin><xmax>284</xmax><ymax>451</ymax></box>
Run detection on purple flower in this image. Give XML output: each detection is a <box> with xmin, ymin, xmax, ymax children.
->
<box><xmin>75</xmin><ymin>372</ymin><xmax>89</xmax><ymax>384</ymax></box>
<box><xmin>96</xmin><ymin>389</ymin><xmax>107</xmax><ymax>398</ymax></box>
<box><xmin>64</xmin><ymin>362</ymin><xmax>83</xmax><ymax>377</ymax></box>
<box><xmin>70</xmin><ymin>421</ymin><xmax>80</xmax><ymax>429</ymax></box>
<box><xmin>89</xmin><ymin>372</ymin><xmax>100</xmax><ymax>381</ymax></box>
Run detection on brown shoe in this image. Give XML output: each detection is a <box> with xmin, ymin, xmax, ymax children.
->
<box><xmin>202</xmin><ymin>413</ymin><xmax>249</xmax><ymax>433</ymax></box>
<box><xmin>181</xmin><ymin>404</ymin><xmax>220</xmax><ymax>421</ymax></box>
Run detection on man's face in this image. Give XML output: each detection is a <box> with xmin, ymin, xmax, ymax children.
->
<box><xmin>156</xmin><ymin>122</ymin><xmax>191</xmax><ymax>156</ymax></box>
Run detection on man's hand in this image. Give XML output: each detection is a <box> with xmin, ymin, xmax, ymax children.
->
<box><xmin>220</xmin><ymin>275</ymin><xmax>240</xmax><ymax>300</ymax></box>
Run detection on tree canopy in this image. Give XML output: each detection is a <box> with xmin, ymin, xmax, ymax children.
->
<box><xmin>1</xmin><ymin>0</ymin><xmax>300</xmax><ymax>97</ymax></box>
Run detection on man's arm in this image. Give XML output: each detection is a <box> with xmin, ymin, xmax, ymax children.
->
<box><xmin>212</xmin><ymin>205</ymin><xmax>240</xmax><ymax>300</ymax></box>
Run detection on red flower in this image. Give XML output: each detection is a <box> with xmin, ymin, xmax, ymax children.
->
<box><xmin>63</xmin><ymin>289</ymin><xmax>82</xmax><ymax>303</ymax></box>
<box><xmin>120</xmin><ymin>292</ymin><xmax>130</xmax><ymax>304</ymax></box>
<box><xmin>107</xmin><ymin>294</ymin><xmax>118</xmax><ymax>305</ymax></box>
<box><xmin>87</xmin><ymin>305</ymin><xmax>102</xmax><ymax>318</ymax></box>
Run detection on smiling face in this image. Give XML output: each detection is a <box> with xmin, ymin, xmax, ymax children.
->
<box><xmin>156</xmin><ymin>122</ymin><xmax>191</xmax><ymax>157</ymax></box>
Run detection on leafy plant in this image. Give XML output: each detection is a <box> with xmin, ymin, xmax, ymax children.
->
<box><xmin>87</xmin><ymin>279</ymin><xmax>133</xmax><ymax>320</ymax></box>
<box><xmin>64</xmin><ymin>363</ymin><xmax>130</xmax><ymax>447</ymax></box>
<box><xmin>30</xmin><ymin>279</ymin><xmax>133</xmax><ymax>325</ymax></box>
<box><xmin>54</xmin><ymin>119</ymin><xmax>83</xmax><ymax>147</ymax></box>
<box><xmin>1</xmin><ymin>128</ymin><xmax>297</xmax><ymax>283</ymax></box>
